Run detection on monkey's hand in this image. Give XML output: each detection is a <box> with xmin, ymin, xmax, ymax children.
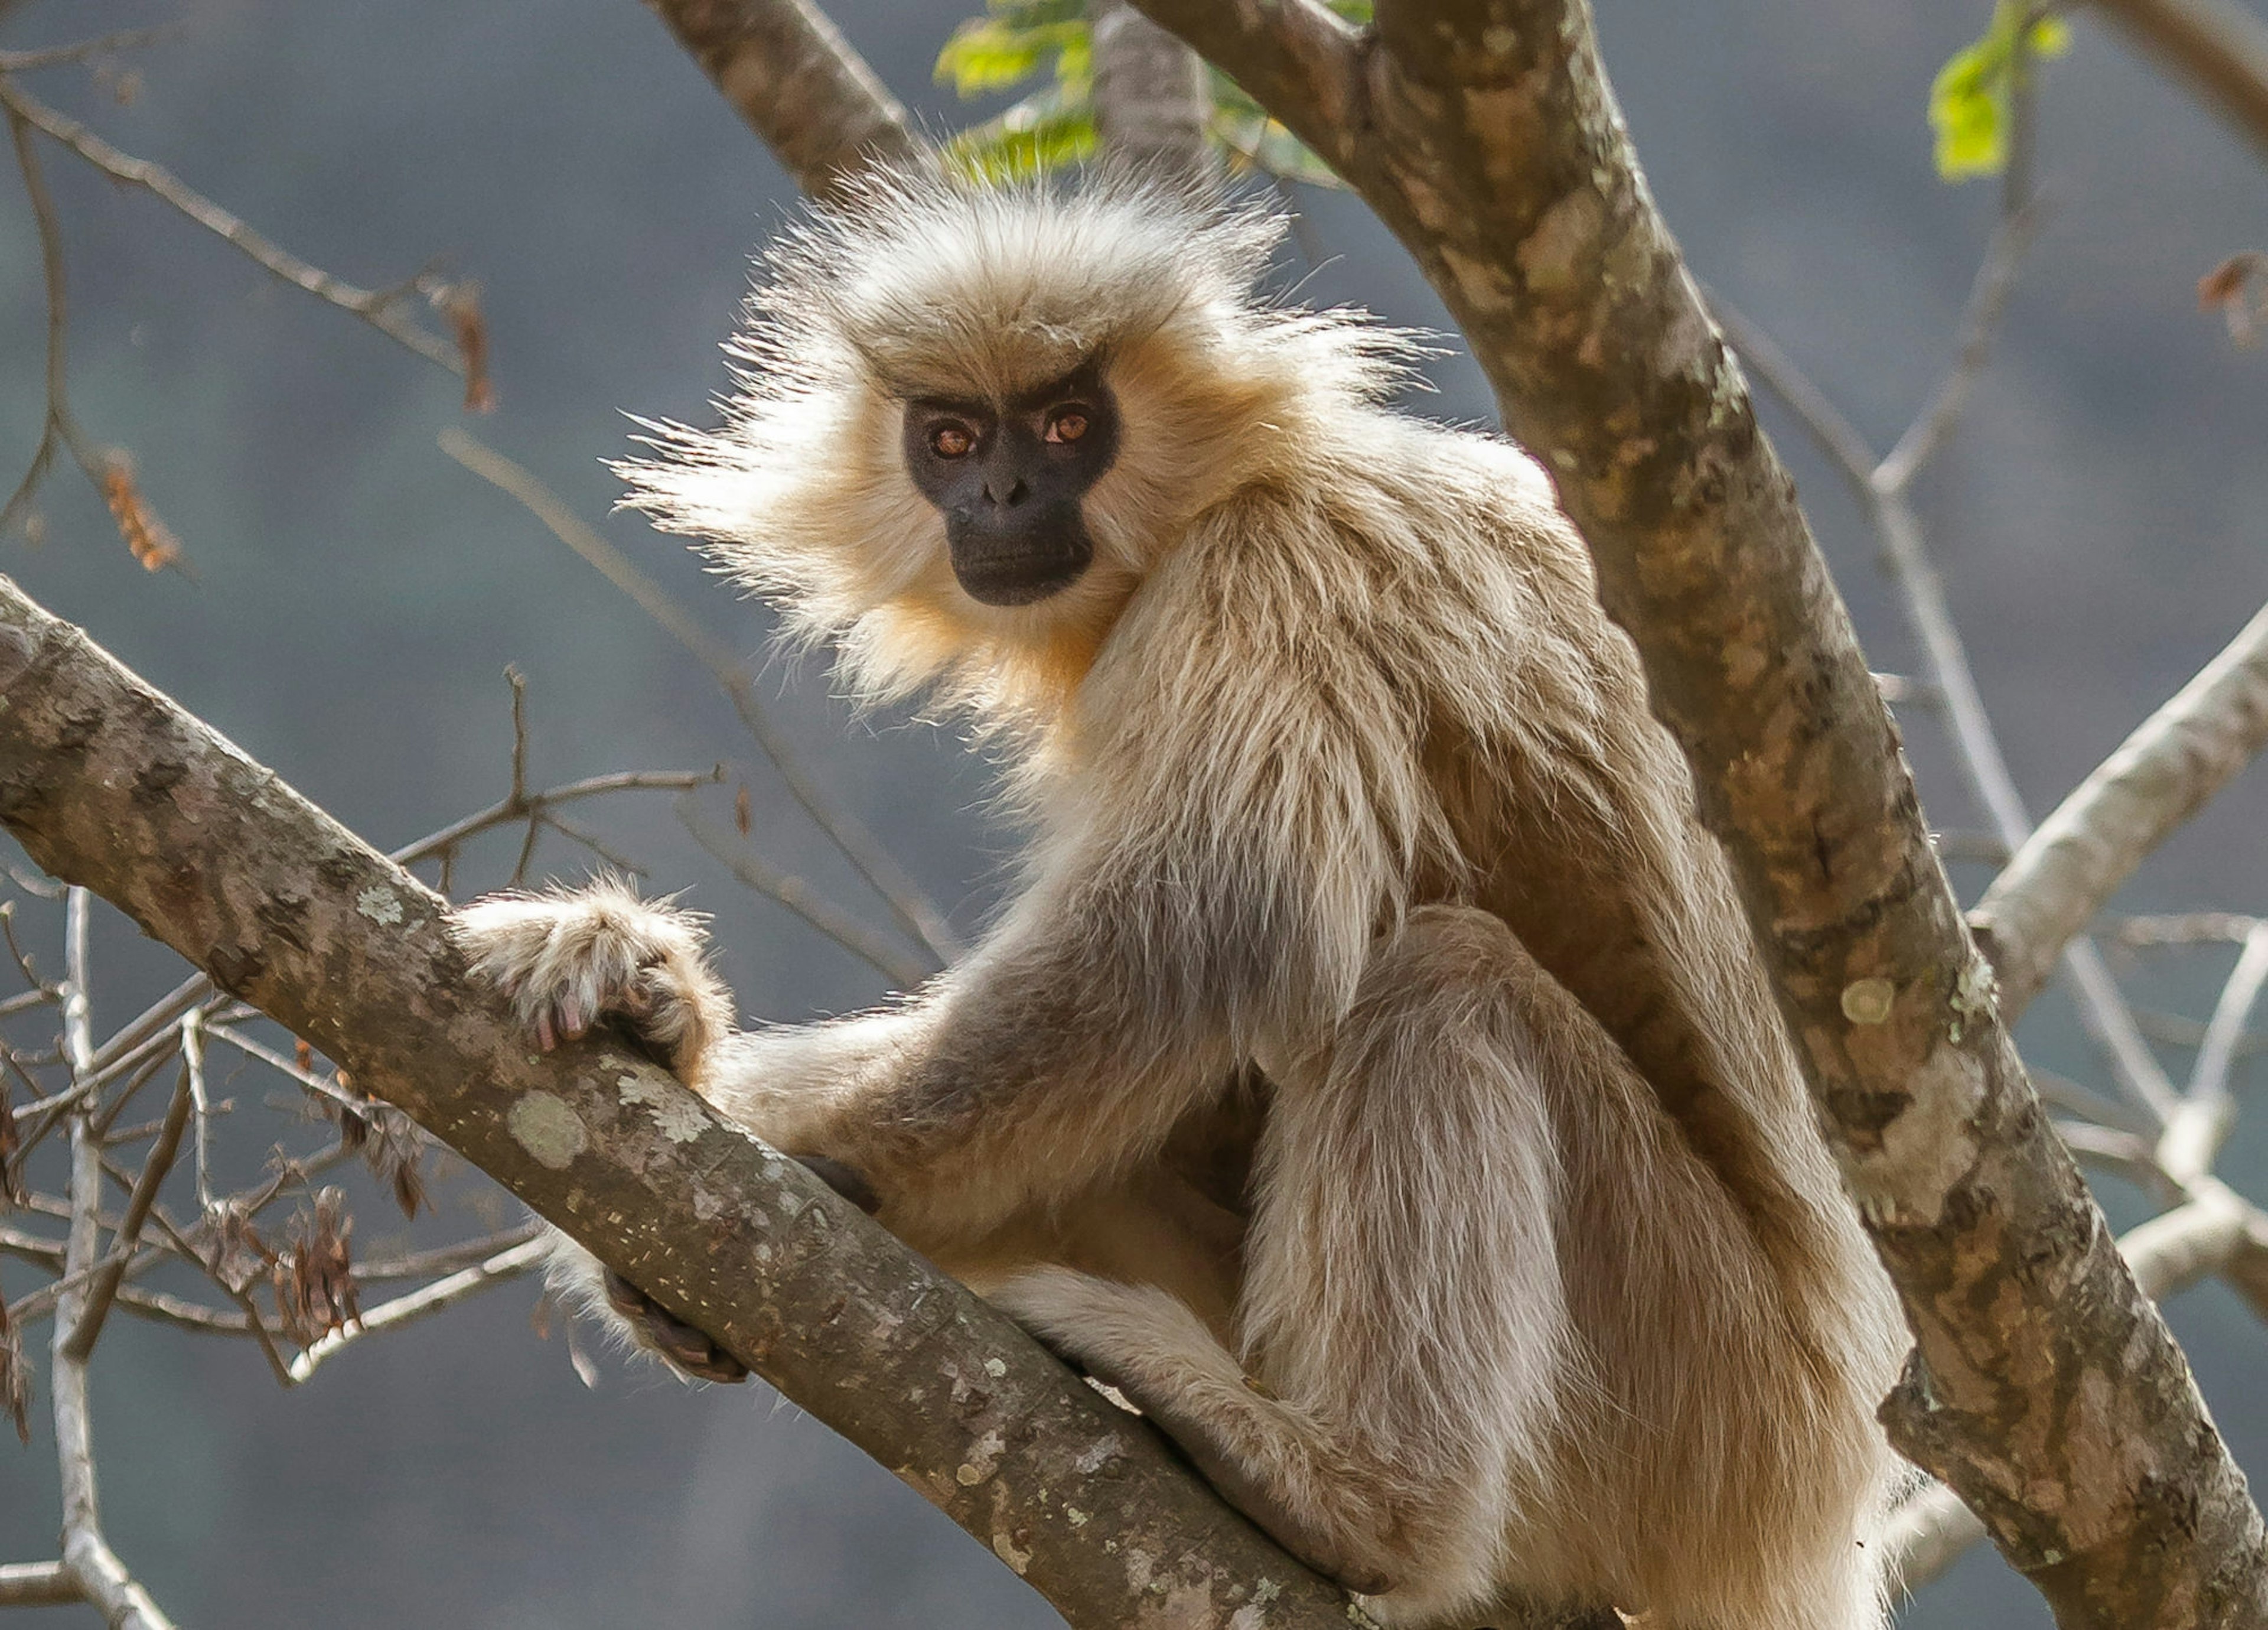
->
<box><xmin>452</xmin><ymin>881</ymin><xmax>748</xmax><ymax>1384</ymax></box>
<box><xmin>449</xmin><ymin>880</ymin><xmax>729</xmax><ymax>1080</ymax></box>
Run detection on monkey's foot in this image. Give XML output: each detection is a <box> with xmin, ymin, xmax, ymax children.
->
<box><xmin>451</xmin><ymin>881</ymin><xmax>729</xmax><ymax>1079</ymax></box>
<box><xmin>601</xmin><ymin>1270</ymin><xmax>749</xmax><ymax>1384</ymax></box>
<box><xmin>995</xmin><ymin>1268</ymin><xmax>1397</xmax><ymax>1598</ymax></box>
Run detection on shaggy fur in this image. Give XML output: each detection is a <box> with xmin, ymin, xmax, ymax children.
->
<box><xmin>455</xmin><ymin>168</ymin><xmax>1907</xmax><ymax>1630</ymax></box>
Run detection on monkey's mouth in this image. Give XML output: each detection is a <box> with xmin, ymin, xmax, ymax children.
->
<box><xmin>947</xmin><ymin>526</ymin><xmax>1093</xmax><ymax>607</ymax></box>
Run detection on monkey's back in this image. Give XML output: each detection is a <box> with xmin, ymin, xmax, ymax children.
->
<box><xmin>1078</xmin><ymin>413</ymin><xmax>1906</xmax><ymax>1619</ymax></box>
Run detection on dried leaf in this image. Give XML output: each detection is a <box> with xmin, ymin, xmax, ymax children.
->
<box><xmin>99</xmin><ymin>458</ymin><xmax>183</xmax><ymax>572</ymax></box>
<box><xmin>734</xmin><ymin>783</ymin><xmax>752</xmax><ymax>838</ymax></box>
<box><xmin>2198</xmin><ymin>252</ymin><xmax>2267</xmax><ymax>347</ymax></box>
<box><xmin>0</xmin><ymin>1299</ymin><xmax>29</xmax><ymax>1445</ymax></box>
<box><xmin>0</xmin><ymin>1073</ymin><xmax>20</xmax><ymax>1206</ymax></box>
<box><xmin>207</xmin><ymin>1201</ymin><xmax>275</xmax><ymax>1295</ymax></box>
<box><xmin>273</xmin><ymin>1186</ymin><xmax>359</xmax><ymax>1343</ymax></box>
<box><xmin>439</xmin><ymin>283</ymin><xmax>497</xmax><ymax>413</ymax></box>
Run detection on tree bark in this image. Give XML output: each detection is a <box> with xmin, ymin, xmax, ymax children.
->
<box><xmin>1972</xmin><ymin>598</ymin><xmax>2268</xmax><ymax>1020</ymax></box>
<box><xmin>0</xmin><ymin>572</ymin><xmax>1366</xmax><ymax>1630</ymax></box>
<box><xmin>1126</xmin><ymin>1</ymin><xmax>2268</xmax><ymax>1622</ymax></box>
<box><xmin>1091</xmin><ymin>0</ymin><xmax>1216</xmax><ymax>181</ymax></box>
<box><xmin>641</xmin><ymin>0</ymin><xmax>918</xmax><ymax>199</ymax></box>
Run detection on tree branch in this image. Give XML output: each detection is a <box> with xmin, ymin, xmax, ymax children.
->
<box><xmin>1134</xmin><ymin>0</ymin><xmax>2268</xmax><ymax>1619</ymax></box>
<box><xmin>1091</xmin><ymin>0</ymin><xmax>1216</xmax><ymax>179</ymax></box>
<box><xmin>2089</xmin><ymin>0</ymin><xmax>2268</xmax><ymax>159</ymax></box>
<box><xmin>1972</xmin><ymin>597</ymin><xmax>2268</xmax><ymax>1020</ymax></box>
<box><xmin>0</xmin><ymin>572</ymin><xmax>1364</xmax><ymax>1630</ymax></box>
<box><xmin>639</xmin><ymin>0</ymin><xmax>918</xmax><ymax>200</ymax></box>
<box><xmin>1891</xmin><ymin>1182</ymin><xmax>2268</xmax><ymax>1592</ymax></box>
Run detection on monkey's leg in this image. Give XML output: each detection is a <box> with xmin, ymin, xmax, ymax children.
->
<box><xmin>998</xmin><ymin>906</ymin><xmax>1577</xmax><ymax>1624</ymax></box>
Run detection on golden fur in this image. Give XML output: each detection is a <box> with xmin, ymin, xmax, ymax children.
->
<box><xmin>456</xmin><ymin>168</ymin><xmax>1907</xmax><ymax>1630</ymax></box>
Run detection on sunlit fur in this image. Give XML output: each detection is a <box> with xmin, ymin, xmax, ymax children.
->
<box><xmin>465</xmin><ymin>168</ymin><xmax>1908</xmax><ymax>1630</ymax></box>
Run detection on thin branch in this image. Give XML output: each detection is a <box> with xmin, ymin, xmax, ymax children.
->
<box><xmin>391</xmin><ymin>767</ymin><xmax>721</xmax><ymax>867</ymax></box>
<box><xmin>640</xmin><ymin>0</ymin><xmax>918</xmax><ymax>200</ymax></box>
<box><xmin>2156</xmin><ymin>922</ymin><xmax>2268</xmax><ymax>1183</ymax></box>
<box><xmin>50</xmin><ymin>889</ymin><xmax>179</xmax><ymax>1630</ymax></box>
<box><xmin>2090</xmin><ymin>0</ymin><xmax>2268</xmax><ymax>158</ymax></box>
<box><xmin>286</xmin><ymin>1236</ymin><xmax>548</xmax><ymax>1383</ymax></box>
<box><xmin>1</xmin><ymin>97</ymin><xmax>109</xmax><ymax>539</ymax></box>
<box><xmin>1873</xmin><ymin>205</ymin><xmax>2044</xmax><ymax>493</ymax></box>
<box><xmin>679</xmin><ymin>798</ymin><xmax>933</xmax><ymax>988</ymax></box>
<box><xmin>0</xmin><ymin>27</ymin><xmax>177</xmax><ymax>73</ymax></box>
<box><xmin>1973</xmin><ymin>596</ymin><xmax>2268</xmax><ymax>1018</ymax></box>
<box><xmin>357</xmin><ymin>1219</ymin><xmax>543</xmax><ymax>1282</ymax></box>
<box><xmin>439</xmin><ymin>427</ymin><xmax>957</xmax><ymax>966</ymax></box>
<box><xmin>0</xmin><ymin>77</ymin><xmax>463</xmax><ymax>377</ymax></box>
<box><xmin>2118</xmin><ymin>911</ymin><xmax>2267</xmax><ymax>946</ymax></box>
<box><xmin>63</xmin><ymin>1065</ymin><xmax>193</xmax><ymax>1360</ymax></box>
<box><xmin>0</xmin><ymin>1561</ymin><xmax>77</xmax><ymax>1608</ymax></box>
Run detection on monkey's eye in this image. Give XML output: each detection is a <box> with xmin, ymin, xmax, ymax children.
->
<box><xmin>930</xmin><ymin>424</ymin><xmax>976</xmax><ymax>459</ymax></box>
<box><xmin>1043</xmin><ymin>408</ymin><xmax>1090</xmax><ymax>445</ymax></box>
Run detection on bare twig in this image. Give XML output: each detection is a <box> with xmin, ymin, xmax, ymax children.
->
<box><xmin>0</xmin><ymin>27</ymin><xmax>177</xmax><ymax>74</ymax></box>
<box><xmin>2158</xmin><ymin>922</ymin><xmax>2268</xmax><ymax>1183</ymax></box>
<box><xmin>47</xmin><ymin>888</ymin><xmax>178</xmax><ymax>1629</ymax></box>
<box><xmin>440</xmin><ymin>428</ymin><xmax>957</xmax><ymax>966</ymax></box>
<box><xmin>358</xmin><ymin>1219</ymin><xmax>543</xmax><ymax>1282</ymax></box>
<box><xmin>392</xmin><ymin>766</ymin><xmax>721</xmax><ymax>870</ymax></box>
<box><xmin>1</xmin><ymin>98</ymin><xmax>120</xmax><ymax>544</ymax></box>
<box><xmin>0</xmin><ymin>1561</ymin><xmax>76</xmax><ymax>1608</ymax></box>
<box><xmin>63</xmin><ymin>1066</ymin><xmax>193</xmax><ymax>1359</ymax></box>
<box><xmin>1873</xmin><ymin>206</ymin><xmax>2045</xmax><ymax>493</ymax></box>
<box><xmin>0</xmin><ymin>78</ymin><xmax>464</xmax><ymax>377</ymax></box>
<box><xmin>2090</xmin><ymin>0</ymin><xmax>2268</xmax><ymax>158</ymax></box>
<box><xmin>679</xmin><ymin>798</ymin><xmax>932</xmax><ymax>988</ymax></box>
<box><xmin>286</xmin><ymin>1235</ymin><xmax>548</xmax><ymax>1383</ymax></box>
<box><xmin>2119</xmin><ymin>912</ymin><xmax>2267</xmax><ymax>946</ymax></box>
<box><xmin>1974</xmin><ymin>598</ymin><xmax>2268</xmax><ymax>1018</ymax></box>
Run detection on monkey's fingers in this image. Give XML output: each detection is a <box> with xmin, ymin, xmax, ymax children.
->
<box><xmin>602</xmin><ymin>1269</ymin><xmax>750</xmax><ymax>1384</ymax></box>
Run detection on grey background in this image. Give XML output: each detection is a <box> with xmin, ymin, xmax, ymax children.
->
<box><xmin>1</xmin><ymin>0</ymin><xmax>2265</xmax><ymax>1624</ymax></box>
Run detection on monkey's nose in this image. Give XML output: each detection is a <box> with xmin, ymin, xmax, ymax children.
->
<box><xmin>982</xmin><ymin>476</ymin><xmax>1031</xmax><ymax>507</ymax></box>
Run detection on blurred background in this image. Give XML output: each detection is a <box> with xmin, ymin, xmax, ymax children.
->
<box><xmin>1</xmin><ymin>0</ymin><xmax>2264</xmax><ymax>1624</ymax></box>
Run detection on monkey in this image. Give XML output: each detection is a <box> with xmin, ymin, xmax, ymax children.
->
<box><xmin>451</xmin><ymin>167</ymin><xmax>1909</xmax><ymax>1630</ymax></box>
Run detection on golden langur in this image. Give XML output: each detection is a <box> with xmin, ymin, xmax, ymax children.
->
<box><xmin>453</xmin><ymin>169</ymin><xmax>1906</xmax><ymax>1630</ymax></box>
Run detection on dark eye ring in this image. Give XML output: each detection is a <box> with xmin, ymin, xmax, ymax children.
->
<box><xmin>930</xmin><ymin>424</ymin><xmax>975</xmax><ymax>458</ymax></box>
<box><xmin>1044</xmin><ymin>408</ymin><xmax>1090</xmax><ymax>445</ymax></box>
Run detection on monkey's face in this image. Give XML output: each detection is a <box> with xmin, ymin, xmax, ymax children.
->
<box><xmin>900</xmin><ymin>363</ymin><xmax>1120</xmax><ymax>607</ymax></box>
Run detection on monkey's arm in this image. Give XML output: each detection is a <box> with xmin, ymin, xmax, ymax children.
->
<box><xmin>718</xmin><ymin>554</ymin><xmax>1409</xmax><ymax>1252</ymax></box>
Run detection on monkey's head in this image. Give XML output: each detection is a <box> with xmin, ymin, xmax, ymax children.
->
<box><xmin>621</xmin><ymin>167</ymin><xmax>1417</xmax><ymax>718</ymax></box>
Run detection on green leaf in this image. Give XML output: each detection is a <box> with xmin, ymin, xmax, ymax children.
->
<box><xmin>936</xmin><ymin>0</ymin><xmax>1355</xmax><ymax>182</ymax></box>
<box><xmin>1926</xmin><ymin>2</ymin><xmax>2070</xmax><ymax>182</ymax></box>
<box><xmin>945</xmin><ymin>85</ymin><xmax>1099</xmax><ymax>180</ymax></box>
<box><xmin>936</xmin><ymin>17</ymin><xmax>1089</xmax><ymax>98</ymax></box>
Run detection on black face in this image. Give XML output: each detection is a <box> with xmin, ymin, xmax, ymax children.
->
<box><xmin>901</xmin><ymin>362</ymin><xmax>1120</xmax><ymax>607</ymax></box>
